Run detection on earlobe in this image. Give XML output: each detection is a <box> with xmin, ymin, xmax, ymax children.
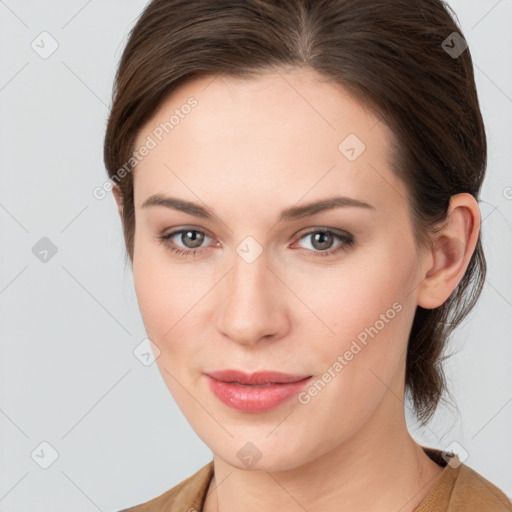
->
<box><xmin>417</xmin><ymin>193</ymin><xmax>480</xmax><ymax>309</ymax></box>
<box><xmin>112</xmin><ymin>184</ymin><xmax>124</xmax><ymax>218</ymax></box>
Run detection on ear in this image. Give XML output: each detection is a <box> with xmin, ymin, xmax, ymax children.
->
<box><xmin>416</xmin><ymin>193</ymin><xmax>481</xmax><ymax>309</ymax></box>
<box><xmin>112</xmin><ymin>184</ymin><xmax>124</xmax><ymax>219</ymax></box>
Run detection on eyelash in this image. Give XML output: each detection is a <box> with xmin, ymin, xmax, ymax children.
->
<box><xmin>158</xmin><ymin>228</ymin><xmax>355</xmax><ymax>258</ymax></box>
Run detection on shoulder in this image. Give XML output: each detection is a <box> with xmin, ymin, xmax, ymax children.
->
<box><xmin>416</xmin><ymin>448</ymin><xmax>511</xmax><ymax>512</ymax></box>
<box><xmin>448</xmin><ymin>462</ymin><xmax>512</xmax><ymax>511</ymax></box>
<box><xmin>119</xmin><ymin>460</ymin><xmax>214</xmax><ymax>512</ymax></box>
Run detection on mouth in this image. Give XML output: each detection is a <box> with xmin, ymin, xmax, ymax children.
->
<box><xmin>203</xmin><ymin>370</ymin><xmax>313</xmax><ymax>413</ymax></box>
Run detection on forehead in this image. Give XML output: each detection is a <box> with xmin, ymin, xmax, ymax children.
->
<box><xmin>132</xmin><ymin>69</ymin><xmax>407</xmax><ymax>218</ymax></box>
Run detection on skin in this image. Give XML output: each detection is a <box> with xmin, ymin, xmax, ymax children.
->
<box><xmin>113</xmin><ymin>68</ymin><xmax>480</xmax><ymax>512</ymax></box>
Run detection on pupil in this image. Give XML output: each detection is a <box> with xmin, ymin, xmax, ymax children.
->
<box><xmin>184</xmin><ymin>230</ymin><xmax>204</xmax><ymax>248</ymax></box>
<box><xmin>314</xmin><ymin>232</ymin><xmax>332</xmax><ymax>250</ymax></box>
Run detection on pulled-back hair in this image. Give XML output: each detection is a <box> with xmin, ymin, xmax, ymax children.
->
<box><xmin>103</xmin><ymin>0</ymin><xmax>487</xmax><ymax>426</ymax></box>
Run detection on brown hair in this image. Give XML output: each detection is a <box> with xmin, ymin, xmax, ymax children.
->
<box><xmin>103</xmin><ymin>0</ymin><xmax>487</xmax><ymax>426</ymax></box>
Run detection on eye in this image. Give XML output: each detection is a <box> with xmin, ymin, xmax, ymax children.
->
<box><xmin>293</xmin><ymin>229</ymin><xmax>355</xmax><ymax>257</ymax></box>
<box><xmin>158</xmin><ymin>228</ymin><xmax>214</xmax><ymax>257</ymax></box>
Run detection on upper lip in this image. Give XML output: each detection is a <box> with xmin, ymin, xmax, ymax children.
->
<box><xmin>205</xmin><ymin>370</ymin><xmax>312</xmax><ymax>385</ymax></box>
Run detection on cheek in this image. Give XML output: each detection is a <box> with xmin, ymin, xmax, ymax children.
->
<box><xmin>132</xmin><ymin>239</ymin><xmax>213</xmax><ymax>360</ymax></box>
<box><xmin>291</xmin><ymin>260</ymin><xmax>414</xmax><ymax>438</ymax></box>
<box><xmin>292</xmin><ymin>241</ymin><xmax>415</xmax><ymax>341</ymax></box>
<box><xmin>292</xmin><ymin>238</ymin><xmax>418</xmax><ymax>395</ymax></box>
<box><xmin>133</xmin><ymin>237</ymin><xmax>179</xmax><ymax>343</ymax></box>
<box><xmin>133</xmin><ymin>270</ymin><xmax>184</xmax><ymax>344</ymax></box>
<box><xmin>133</xmin><ymin>255</ymin><xmax>202</xmax><ymax>410</ymax></box>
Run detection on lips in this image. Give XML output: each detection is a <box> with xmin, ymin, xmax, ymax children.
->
<box><xmin>204</xmin><ymin>369</ymin><xmax>313</xmax><ymax>413</ymax></box>
<box><xmin>205</xmin><ymin>369</ymin><xmax>311</xmax><ymax>386</ymax></box>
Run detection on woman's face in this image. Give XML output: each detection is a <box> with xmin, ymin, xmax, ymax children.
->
<box><xmin>129</xmin><ymin>68</ymin><xmax>429</xmax><ymax>471</ymax></box>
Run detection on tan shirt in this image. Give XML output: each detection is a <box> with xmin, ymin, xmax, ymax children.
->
<box><xmin>120</xmin><ymin>446</ymin><xmax>512</xmax><ymax>511</ymax></box>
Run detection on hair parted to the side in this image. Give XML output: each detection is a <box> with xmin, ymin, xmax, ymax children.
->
<box><xmin>103</xmin><ymin>0</ymin><xmax>487</xmax><ymax>427</ymax></box>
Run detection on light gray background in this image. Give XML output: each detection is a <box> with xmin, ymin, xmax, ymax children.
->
<box><xmin>0</xmin><ymin>1</ymin><xmax>511</xmax><ymax>511</ymax></box>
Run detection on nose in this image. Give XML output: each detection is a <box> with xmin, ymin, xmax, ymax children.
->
<box><xmin>215</xmin><ymin>252</ymin><xmax>289</xmax><ymax>347</ymax></box>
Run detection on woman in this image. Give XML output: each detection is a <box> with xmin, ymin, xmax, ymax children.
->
<box><xmin>104</xmin><ymin>0</ymin><xmax>511</xmax><ymax>510</ymax></box>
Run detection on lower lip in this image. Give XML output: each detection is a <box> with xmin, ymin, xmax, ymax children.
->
<box><xmin>205</xmin><ymin>375</ymin><xmax>312</xmax><ymax>413</ymax></box>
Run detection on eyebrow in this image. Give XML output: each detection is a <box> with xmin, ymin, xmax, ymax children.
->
<box><xmin>141</xmin><ymin>193</ymin><xmax>375</xmax><ymax>222</ymax></box>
